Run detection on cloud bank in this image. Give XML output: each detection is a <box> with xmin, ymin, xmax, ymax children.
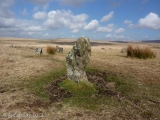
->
<box><xmin>138</xmin><ymin>12</ymin><xmax>160</xmax><ymax>30</ymax></box>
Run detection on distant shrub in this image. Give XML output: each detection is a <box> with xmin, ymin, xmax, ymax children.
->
<box><xmin>47</xmin><ymin>45</ymin><xmax>56</xmax><ymax>55</ymax></box>
<box><xmin>127</xmin><ymin>45</ymin><xmax>156</xmax><ymax>59</ymax></box>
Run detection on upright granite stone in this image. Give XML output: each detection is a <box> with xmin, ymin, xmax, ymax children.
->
<box><xmin>66</xmin><ymin>37</ymin><xmax>91</xmax><ymax>82</ymax></box>
<box><xmin>121</xmin><ymin>47</ymin><xmax>127</xmax><ymax>53</ymax></box>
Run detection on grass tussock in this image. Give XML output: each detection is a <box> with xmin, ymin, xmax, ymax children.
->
<box><xmin>127</xmin><ymin>45</ymin><xmax>156</xmax><ymax>59</ymax></box>
<box><xmin>47</xmin><ymin>45</ymin><xmax>56</xmax><ymax>55</ymax></box>
<box><xmin>59</xmin><ymin>80</ymin><xmax>97</xmax><ymax>97</ymax></box>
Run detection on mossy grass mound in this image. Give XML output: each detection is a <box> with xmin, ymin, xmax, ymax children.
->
<box><xmin>59</xmin><ymin>79</ymin><xmax>97</xmax><ymax>97</ymax></box>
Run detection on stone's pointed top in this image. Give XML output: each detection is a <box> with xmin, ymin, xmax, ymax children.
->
<box><xmin>66</xmin><ymin>37</ymin><xmax>91</xmax><ymax>82</ymax></box>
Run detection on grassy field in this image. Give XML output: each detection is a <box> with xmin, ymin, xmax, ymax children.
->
<box><xmin>0</xmin><ymin>38</ymin><xmax>160</xmax><ymax>120</ymax></box>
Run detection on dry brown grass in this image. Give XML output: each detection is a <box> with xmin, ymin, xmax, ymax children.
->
<box><xmin>0</xmin><ymin>38</ymin><xmax>160</xmax><ymax>119</ymax></box>
<box><xmin>46</xmin><ymin>45</ymin><xmax>56</xmax><ymax>55</ymax></box>
<box><xmin>89</xmin><ymin>45</ymin><xmax>160</xmax><ymax>84</ymax></box>
<box><xmin>127</xmin><ymin>45</ymin><xmax>156</xmax><ymax>59</ymax></box>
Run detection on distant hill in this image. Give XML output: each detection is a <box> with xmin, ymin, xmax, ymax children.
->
<box><xmin>47</xmin><ymin>41</ymin><xmax>114</xmax><ymax>46</ymax></box>
<box><xmin>109</xmin><ymin>41</ymin><xmax>129</xmax><ymax>43</ymax></box>
<box><xmin>142</xmin><ymin>40</ymin><xmax>160</xmax><ymax>43</ymax></box>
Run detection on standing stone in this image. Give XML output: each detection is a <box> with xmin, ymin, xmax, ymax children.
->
<box><xmin>66</xmin><ymin>37</ymin><xmax>91</xmax><ymax>82</ymax></box>
<box><xmin>121</xmin><ymin>47</ymin><xmax>127</xmax><ymax>53</ymax></box>
<box><xmin>56</xmin><ymin>46</ymin><xmax>63</xmax><ymax>53</ymax></box>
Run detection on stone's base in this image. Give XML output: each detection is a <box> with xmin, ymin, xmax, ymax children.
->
<box><xmin>66</xmin><ymin>37</ymin><xmax>91</xmax><ymax>82</ymax></box>
<box><xmin>67</xmin><ymin>68</ymin><xmax>88</xmax><ymax>82</ymax></box>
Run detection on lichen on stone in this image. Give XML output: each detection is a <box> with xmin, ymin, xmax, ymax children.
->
<box><xmin>66</xmin><ymin>37</ymin><xmax>91</xmax><ymax>82</ymax></box>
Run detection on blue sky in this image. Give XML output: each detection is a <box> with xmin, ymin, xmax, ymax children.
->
<box><xmin>0</xmin><ymin>0</ymin><xmax>160</xmax><ymax>40</ymax></box>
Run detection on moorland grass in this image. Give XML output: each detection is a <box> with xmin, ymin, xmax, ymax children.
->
<box><xmin>60</xmin><ymin>67</ymin><xmax>142</xmax><ymax>110</ymax></box>
<box><xmin>26</xmin><ymin>68</ymin><xmax>66</xmax><ymax>99</ymax></box>
<box><xmin>127</xmin><ymin>45</ymin><xmax>156</xmax><ymax>59</ymax></box>
<box><xmin>59</xmin><ymin>79</ymin><xmax>97</xmax><ymax>97</ymax></box>
<box><xmin>25</xmin><ymin>66</ymin><xmax>160</xmax><ymax>119</ymax></box>
<box><xmin>47</xmin><ymin>45</ymin><xmax>56</xmax><ymax>55</ymax></box>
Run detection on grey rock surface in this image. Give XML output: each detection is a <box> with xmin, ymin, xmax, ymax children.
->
<box><xmin>56</xmin><ymin>46</ymin><xmax>63</xmax><ymax>53</ymax></box>
<box><xmin>121</xmin><ymin>47</ymin><xmax>127</xmax><ymax>53</ymax></box>
<box><xmin>34</xmin><ymin>48</ymin><xmax>42</xmax><ymax>56</ymax></box>
<box><xmin>66</xmin><ymin>37</ymin><xmax>91</xmax><ymax>82</ymax></box>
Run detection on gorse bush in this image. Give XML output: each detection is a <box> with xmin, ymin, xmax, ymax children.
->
<box><xmin>127</xmin><ymin>45</ymin><xmax>156</xmax><ymax>59</ymax></box>
<box><xmin>47</xmin><ymin>45</ymin><xmax>56</xmax><ymax>55</ymax></box>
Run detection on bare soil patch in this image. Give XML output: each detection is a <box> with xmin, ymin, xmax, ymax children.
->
<box><xmin>45</xmin><ymin>75</ymin><xmax>72</xmax><ymax>103</ymax></box>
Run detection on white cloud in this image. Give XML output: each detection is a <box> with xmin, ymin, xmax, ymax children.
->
<box><xmin>124</xmin><ymin>20</ymin><xmax>132</xmax><ymax>24</ymax></box>
<box><xmin>44</xmin><ymin>10</ymin><xmax>88</xmax><ymax>30</ymax></box>
<box><xmin>0</xmin><ymin>0</ymin><xmax>15</xmax><ymax>18</ymax></box>
<box><xmin>0</xmin><ymin>0</ymin><xmax>46</xmax><ymax>38</ymax></box>
<box><xmin>97</xmin><ymin>24</ymin><xmax>114</xmax><ymax>32</ymax></box>
<box><xmin>28</xmin><ymin>31</ymin><xmax>42</xmax><ymax>36</ymax></box>
<box><xmin>138</xmin><ymin>12</ymin><xmax>160</xmax><ymax>30</ymax></box>
<box><xmin>143</xmin><ymin>35</ymin><xmax>148</xmax><ymax>38</ymax></box>
<box><xmin>72</xmin><ymin>29</ymin><xmax>79</xmax><ymax>33</ymax></box>
<box><xmin>84</xmin><ymin>20</ymin><xmax>99</xmax><ymax>30</ymax></box>
<box><xmin>0</xmin><ymin>15</ymin><xmax>45</xmax><ymax>38</ymax></box>
<box><xmin>114</xmin><ymin>28</ymin><xmax>125</xmax><ymax>33</ymax></box>
<box><xmin>25</xmin><ymin>25</ymin><xmax>44</xmax><ymax>32</ymax></box>
<box><xmin>0</xmin><ymin>0</ymin><xmax>15</xmax><ymax>8</ymax></box>
<box><xmin>106</xmin><ymin>34</ymin><xmax>112</xmax><ymax>38</ymax></box>
<box><xmin>100</xmin><ymin>11</ymin><xmax>114</xmax><ymax>22</ymax></box>
<box><xmin>33</xmin><ymin>11</ymin><xmax>47</xmax><ymax>19</ymax></box>
<box><xmin>124</xmin><ymin>19</ymin><xmax>134</xmax><ymax>28</ymax></box>
<box><xmin>43</xmin><ymin>33</ymin><xmax>49</xmax><ymax>36</ymax></box>
<box><xmin>28</xmin><ymin>32</ymin><xmax>35</xmax><ymax>35</ymax></box>
<box><xmin>0</xmin><ymin>18</ymin><xmax>15</xmax><ymax>28</ymax></box>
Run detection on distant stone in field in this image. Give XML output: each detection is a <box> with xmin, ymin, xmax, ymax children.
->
<box><xmin>121</xmin><ymin>47</ymin><xmax>127</xmax><ymax>53</ymax></box>
<box><xmin>56</xmin><ymin>46</ymin><xmax>63</xmax><ymax>53</ymax></box>
<box><xmin>34</xmin><ymin>48</ymin><xmax>42</xmax><ymax>56</ymax></box>
<box><xmin>66</xmin><ymin>37</ymin><xmax>91</xmax><ymax>82</ymax></box>
<box><xmin>10</xmin><ymin>44</ymin><xmax>20</xmax><ymax>48</ymax></box>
